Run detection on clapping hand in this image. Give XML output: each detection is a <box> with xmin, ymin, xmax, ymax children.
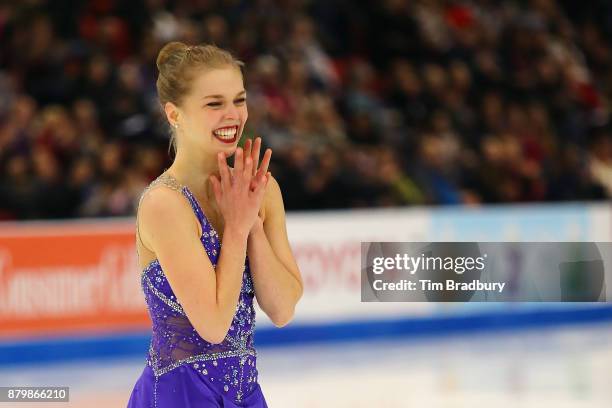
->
<box><xmin>209</xmin><ymin>137</ymin><xmax>272</xmax><ymax>237</ymax></box>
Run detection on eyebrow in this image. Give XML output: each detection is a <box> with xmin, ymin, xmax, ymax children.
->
<box><xmin>202</xmin><ymin>90</ymin><xmax>246</xmax><ymax>99</ymax></box>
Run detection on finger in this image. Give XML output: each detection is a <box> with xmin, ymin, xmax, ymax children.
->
<box><xmin>209</xmin><ymin>175</ymin><xmax>222</xmax><ymax>202</ymax></box>
<box><xmin>251</xmin><ymin>137</ymin><xmax>262</xmax><ymax>176</ymax></box>
<box><xmin>234</xmin><ymin>147</ymin><xmax>244</xmax><ymax>175</ymax></box>
<box><xmin>256</xmin><ymin>148</ymin><xmax>272</xmax><ymax>178</ymax></box>
<box><xmin>250</xmin><ymin>170</ymin><xmax>267</xmax><ymax>191</ymax></box>
<box><xmin>244</xmin><ymin>138</ymin><xmax>252</xmax><ymax>158</ymax></box>
<box><xmin>218</xmin><ymin>152</ymin><xmax>231</xmax><ymax>189</ymax></box>
<box><xmin>265</xmin><ymin>171</ymin><xmax>271</xmax><ymax>187</ymax></box>
<box><xmin>244</xmin><ymin>156</ymin><xmax>253</xmax><ymax>180</ymax></box>
<box><xmin>252</xmin><ymin>172</ymin><xmax>269</xmax><ymax>199</ymax></box>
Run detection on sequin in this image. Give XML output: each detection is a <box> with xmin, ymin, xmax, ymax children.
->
<box><xmin>142</xmin><ymin>273</ymin><xmax>185</xmax><ymax>315</ymax></box>
<box><xmin>135</xmin><ymin>173</ymin><xmax>259</xmax><ymax>404</ymax></box>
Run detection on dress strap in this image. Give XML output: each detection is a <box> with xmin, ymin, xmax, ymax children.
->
<box><xmin>149</xmin><ymin>172</ymin><xmax>184</xmax><ymax>193</ymax></box>
<box><xmin>135</xmin><ymin>172</ymin><xmax>208</xmax><ymax>253</ymax></box>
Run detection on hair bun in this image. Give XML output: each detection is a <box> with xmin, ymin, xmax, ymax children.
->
<box><xmin>156</xmin><ymin>41</ymin><xmax>188</xmax><ymax>73</ymax></box>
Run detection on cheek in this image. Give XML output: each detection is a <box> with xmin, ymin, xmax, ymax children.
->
<box><xmin>203</xmin><ymin>111</ymin><xmax>223</xmax><ymax>128</ymax></box>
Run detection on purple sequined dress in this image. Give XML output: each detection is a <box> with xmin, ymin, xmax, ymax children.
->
<box><xmin>128</xmin><ymin>173</ymin><xmax>268</xmax><ymax>408</ymax></box>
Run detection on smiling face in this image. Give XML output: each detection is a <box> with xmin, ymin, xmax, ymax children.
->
<box><xmin>166</xmin><ymin>66</ymin><xmax>248</xmax><ymax>158</ymax></box>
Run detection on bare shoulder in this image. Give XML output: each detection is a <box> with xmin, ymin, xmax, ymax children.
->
<box><xmin>266</xmin><ymin>174</ymin><xmax>281</xmax><ymax>195</ymax></box>
<box><xmin>137</xmin><ymin>183</ymin><xmax>226</xmax><ymax>344</ymax></box>
<box><xmin>138</xmin><ymin>185</ymin><xmax>200</xmax><ymax>252</ymax></box>
<box><xmin>264</xmin><ymin>174</ymin><xmax>283</xmax><ymax>210</ymax></box>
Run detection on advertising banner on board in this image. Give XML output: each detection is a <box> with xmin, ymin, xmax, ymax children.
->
<box><xmin>0</xmin><ymin>203</ymin><xmax>609</xmax><ymax>337</ymax></box>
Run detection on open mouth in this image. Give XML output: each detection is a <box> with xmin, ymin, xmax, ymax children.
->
<box><xmin>212</xmin><ymin>125</ymin><xmax>239</xmax><ymax>144</ymax></box>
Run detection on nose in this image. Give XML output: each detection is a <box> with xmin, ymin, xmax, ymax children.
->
<box><xmin>223</xmin><ymin>102</ymin><xmax>239</xmax><ymax>120</ymax></box>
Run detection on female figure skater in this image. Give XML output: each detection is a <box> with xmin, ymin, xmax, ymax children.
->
<box><xmin>127</xmin><ymin>42</ymin><xmax>303</xmax><ymax>407</ymax></box>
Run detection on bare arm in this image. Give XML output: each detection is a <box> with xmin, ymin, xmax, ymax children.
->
<box><xmin>248</xmin><ymin>175</ymin><xmax>303</xmax><ymax>327</ymax></box>
<box><xmin>139</xmin><ymin>187</ymin><xmax>247</xmax><ymax>343</ymax></box>
<box><xmin>139</xmin><ymin>148</ymin><xmax>268</xmax><ymax>343</ymax></box>
<box><xmin>241</xmin><ymin>137</ymin><xmax>303</xmax><ymax>327</ymax></box>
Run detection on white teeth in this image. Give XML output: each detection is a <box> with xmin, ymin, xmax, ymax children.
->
<box><xmin>213</xmin><ymin>126</ymin><xmax>238</xmax><ymax>139</ymax></box>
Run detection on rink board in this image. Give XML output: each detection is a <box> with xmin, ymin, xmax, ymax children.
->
<box><xmin>0</xmin><ymin>202</ymin><xmax>610</xmax><ymax>363</ymax></box>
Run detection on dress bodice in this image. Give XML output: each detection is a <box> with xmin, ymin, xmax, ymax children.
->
<box><xmin>136</xmin><ymin>173</ymin><xmax>259</xmax><ymax>404</ymax></box>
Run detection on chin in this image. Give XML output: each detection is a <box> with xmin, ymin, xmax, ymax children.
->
<box><xmin>225</xmin><ymin>145</ymin><xmax>238</xmax><ymax>157</ymax></box>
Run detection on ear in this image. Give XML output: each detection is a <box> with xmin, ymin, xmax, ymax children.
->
<box><xmin>163</xmin><ymin>101</ymin><xmax>180</xmax><ymax>127</ymax></box>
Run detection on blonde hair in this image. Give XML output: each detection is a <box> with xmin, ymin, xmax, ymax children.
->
<box><xmin>156</xmin><ymin>42</ymin><xmax>245</xmax><ymax>157</ymax></box>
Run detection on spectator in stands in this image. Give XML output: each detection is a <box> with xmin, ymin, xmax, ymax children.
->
<box><xmin>0</xmin><ymin>0</ymin><xmax>611</xmax><ymax>220</ymax></box>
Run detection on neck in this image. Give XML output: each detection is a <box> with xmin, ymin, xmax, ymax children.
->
<box><xmin>164</xmin><ymin>148</ymin><xmax>221</xmax><ymax>199</ymax></box>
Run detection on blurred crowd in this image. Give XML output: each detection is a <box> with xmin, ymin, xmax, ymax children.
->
<box><xmin>0</xmin><ymin>0</ymin><xmax>611</xmax><ymax>220</ymax></box>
